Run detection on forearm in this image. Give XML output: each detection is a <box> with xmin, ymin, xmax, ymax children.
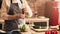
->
<box><xmin>6</xmin><ymin>14</ymin><xmax>18</xmax><ymax>20</ymax></box>
<box><xmin>6</xmin><ymin>14</ymin><xmax>25</xmax><ymax>20</ymax></box>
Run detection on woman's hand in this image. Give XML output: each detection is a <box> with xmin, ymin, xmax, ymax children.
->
<box><xmin>17</xmin><ymin>14</ymin><xmax>25</xmax><ymax>19</ymax></box>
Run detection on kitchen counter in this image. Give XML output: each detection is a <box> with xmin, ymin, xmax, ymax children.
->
<box><xmin>0</xmin><ymin>18</ymin><xmax>49</xmax><ymax>30</ymax></box>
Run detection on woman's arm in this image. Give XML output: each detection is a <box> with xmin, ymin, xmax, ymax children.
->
<box><xmin>6</xmin><ymin>14</ymin><xmax>25</xmax><ymax>20</ymax></box>
<box><xmin>5</xmin><ymin>0</ymin><xmax>11</xmax><ymax>7</ymax></box>
<box><xmin>22</xmin><ymin>0</ymin><xmax>33</xmax><ymax>17</ymax></box>
<box><xmin>6</xmin><ymin>14</ymin><xmax>18</xmax><ymax>20</ymax></box>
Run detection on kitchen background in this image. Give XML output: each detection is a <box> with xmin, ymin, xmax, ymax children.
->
<box><xmin>0</xmin><ymin>0</ymin><xmax>59</xmax><ymax>26</ymax></box>
<box><xmin>26</xmin><ymin>0</ymin><xmax>59</xmax><ymax>26</ymax></box>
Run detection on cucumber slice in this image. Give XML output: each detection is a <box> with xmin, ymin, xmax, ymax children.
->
<box><xmin>33</xmin><ymin>26</ymin><xmax>41</xmax><ymax>29</ymax></box>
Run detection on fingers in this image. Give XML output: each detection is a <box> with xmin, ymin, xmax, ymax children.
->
<box><xmin>17</xmin><ymin>14</ymin><xmax>25</xmax><ymax>19</ymax></box>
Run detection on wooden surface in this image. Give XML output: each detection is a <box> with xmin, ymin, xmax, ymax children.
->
<box><xmin>21</xmin><ymin>29</ymin><xmax>60</xmax><ymax>34</ymax></box>
<box><xmin>0</xmin><ymin>29</ymin><xmax>60</xmax><ymax>34</ymax></box>
<box><xmin>25</xmin><ymin>18</ymin><xmax>49</xmax><ymax>22</ymax></box>
<box><xmin>0</xmin><ymin>30</ymin><xmax>6</xmax><ymax>33</ymax></box>
<box><xmin>0</xmin><ymin>18</ymin><xmax>49</xmax><ymax>31</ymax></box>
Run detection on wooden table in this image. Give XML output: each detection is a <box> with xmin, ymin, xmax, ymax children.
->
<box><xmin>21</xmin><ymin>29</ymin><xmax>60</xmax><ymax>34</ymax></box>
<box><xmin>0</xmin><ymin>18</ymin><xmax>49</xmax><ymax>31</ymax></box>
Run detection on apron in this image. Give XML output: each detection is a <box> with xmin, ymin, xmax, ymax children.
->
<box><xmin>4</xmin><ymin>0</ymin><xmax>23</xmax><ymax>31</ymax></box>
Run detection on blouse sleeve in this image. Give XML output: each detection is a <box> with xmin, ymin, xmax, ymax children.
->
<box><xmin>22</xmin><ymin>0</ymin><xmax>33</xmax><ymax>17</ymax></box>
